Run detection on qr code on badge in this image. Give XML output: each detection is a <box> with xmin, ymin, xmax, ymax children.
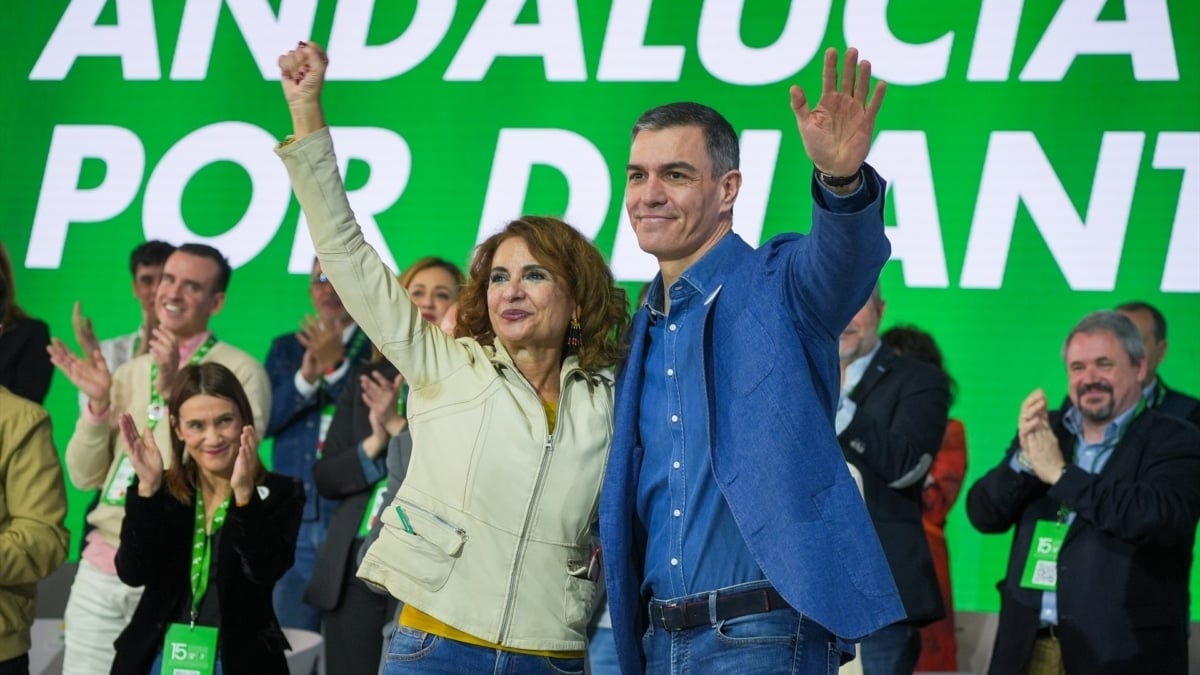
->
<box><xmin>1032</xmin><ymin>560</ymin><xmax>1057</xmax><ymax>586</ymax></box>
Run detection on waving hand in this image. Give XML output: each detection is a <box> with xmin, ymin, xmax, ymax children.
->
<box><xmin>790</xmin><ymin>47</ymin><xmax>887</xmax><ymax>179</ymax></box>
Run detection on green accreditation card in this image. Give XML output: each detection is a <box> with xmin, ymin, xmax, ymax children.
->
<box><xmin>315</xmin><ymin>404</ymin><xmax>336</xmax><ymax>459</ymax></box>
<box><xmin>161</xmin><ymin>622</ymin><xmax>218</xmax><ymax>675</ymax></box>
<box><xmin>102</xmin><ymin>455</ymin><xmax>137</xmax><ymax>506</ymax></box>
<box><xmin>1020</xmin><ymin>519</ymin><xmax>1066</xmax><ymax>591</ymax></box>
<box><xmin>358</xmin><ymin>480</ymin><xmax>388</xmax><ymax>537</ymax></box>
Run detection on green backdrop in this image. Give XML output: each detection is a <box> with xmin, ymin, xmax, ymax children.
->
<box><xmin>4</xmin><ymin>1</ymin><xmax>1198</xmax><ymax>618</ymax></box>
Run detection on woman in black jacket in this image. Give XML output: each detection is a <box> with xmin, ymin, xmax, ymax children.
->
<box><xmin>112</xmin><ymin>362</ymin><xmax>304</xmax><ymax>675</ymax></box>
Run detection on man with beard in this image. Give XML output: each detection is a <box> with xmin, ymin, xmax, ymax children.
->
<box><xmin>966</xmin><ymin>310</ymin><xmax>1200</xmax><ymax>674</ymax></box>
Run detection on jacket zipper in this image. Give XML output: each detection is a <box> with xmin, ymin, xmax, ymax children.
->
<box><xmin>496</xmin><ymin>375</ymin><xmax>569</xmax><ymax>641</ymax></box>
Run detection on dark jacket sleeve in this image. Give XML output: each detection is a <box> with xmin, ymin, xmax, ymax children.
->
<box><xmin>264</xmin><ymin>335</ymin><xmax>312</xmax><ymax>439</ymax></box>
<box><xmin>966</xmin><ymin>431</ymin><xmax>1054</xmax><ymax>535</ymax></box>
<box><xmin>116</xmin><ymin>481</ymin><xmax>185</xmax><ymax>587</ymax></box>
<box><xmin>1049</xmin><ymin>413</ymin><xmax>1200</xmax><ymax>546</ymax></box>
<box><xmin>841</xmin><ymin>357</ymin><xmax>950</xmax><ymax>489</ymax></box>
<box><xmin>222</xmin><ymin>474</ymin><xmax>305</xmax><ymax>585</ymax></box>
<box><xmin>312</xmin><ymin>364</ymin><xmax>372</xmax><ymax>497</ymax></box>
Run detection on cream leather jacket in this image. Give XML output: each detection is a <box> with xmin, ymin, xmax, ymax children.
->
<box><xmin>278</xmin><ymin>129</ymin><xmax>611</xmax><ymax>652</ymax></box>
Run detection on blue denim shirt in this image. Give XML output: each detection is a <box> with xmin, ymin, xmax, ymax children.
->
<box><xmin>637</xmin><ymin>179</ymin><xmax>873</xmax><ymax>600</ymax></box>
<box><xmin>636</xmin><ymin>233</ymin><xmax>767</xmax><ymax>599</ymax></box>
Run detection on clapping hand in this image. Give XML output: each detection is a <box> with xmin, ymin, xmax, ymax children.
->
<box><xmin>1017</xmin><ymin>388</ymin><xmax>1067</xmax><ymax>484</ymax></box>
<box><xmin>72</xmin><ymin>301</ymin><xmax>102</xmax><ymax>365</ymax></box>
<box><xmin>361</xmin><ymin>370</ymin><xmax>406</xmax><ymax>459</ymax></box>
<box><xmin>148</xmin><ymin>326</ymin><xmax>181</xmax><ymax>398</ymax></box>
<box><xmin>231</xmin><ymin>425</ymin><xmax>261</xmax><ymax>506</ymax></box>
<box><xmin>297</xmin><ymin>315</ymin><xmax>348</xmax><ymax>384</ymax></box>
<box><xmin>48</xmin><ymin>337</ymin><xmax>111</xmax><ymax>413</ymax></box>
<box><xmin>790</xmin><ymin>47</ymin><xmax>887</xmax><ymax>183</ymax></box>
<box><xmin>117</xmin><ymin>413</ymin><xmax>163</xmax><ymax>497</ymax></box>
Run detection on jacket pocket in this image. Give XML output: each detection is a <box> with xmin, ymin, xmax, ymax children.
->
<box><xmin>563</xmin><ymin>574</ymin><xmax>597</xmax><ymax>631</ymax></box>
<box><xmin>375</xmin><ymin>500</ymin><xmax>467</xmax><ymax>591</ymax></box>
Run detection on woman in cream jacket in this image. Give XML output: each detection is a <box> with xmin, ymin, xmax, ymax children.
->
<box><xmin>276</xmin><ymin>41</ymin><xmax>628</xmax><ymax>675</ymax></box>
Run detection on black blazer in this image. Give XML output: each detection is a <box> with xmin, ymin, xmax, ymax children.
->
<box><xmin>112</xmin><ymin>473</ymin><xmax>305</xmax><ymax>675</ymax></box>
<box><xmin>966</xmin><ymin>408</ymin><xmax>1200</xmax><ymax>675</ymax></box>
<box><xmin>1156</xmin><ymin>378</ymin><xmax>1200</xmax><ymax>429</ymax></box>
<box><xmin>839</xmin><ymin>345</ymin><xmax>949</xmax><ymax>625</ymax></box>
<box><xmin>306</xmin><ymin>360</ymin><xmax>406</xmax><ymax>609</ymax></box>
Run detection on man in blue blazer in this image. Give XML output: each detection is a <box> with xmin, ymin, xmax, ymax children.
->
<box><xmin>599</xmin><ymin>47</ymin><xmax>905</xmax><ymax>674</ymax></box>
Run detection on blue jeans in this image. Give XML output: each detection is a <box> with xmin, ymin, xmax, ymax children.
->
<box><xmin>272</xmin><ymin>519</ymin><xmax>324</xmax><ymax>632</ymax></box>
<box><xmin>587</xmin><ymin>626</ymin><xmax>620</xmax><ymax>675</ymax></box>
<box><xmin>859</xmin><ymin>622</ymin><xmax>919</xmax><ymax>675</ymax></box>
<box><xmin>148</xmin><ymin>651</ymin><xmax>225</xmax><ymax>675</ymax></box>
<box><xmin>382</xmin><ymin>626</ymin><xmax>584</xmax><ymax>674</ymax></box>
<box><xmin>642</xmin><ymin>587</ymin><xmax>843</xmax><ymax>674</ymax></box>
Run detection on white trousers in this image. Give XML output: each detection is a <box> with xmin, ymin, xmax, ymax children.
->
<box><xmin>61</xmin><ymin>558</ymin><xmax>143</xmax><ymax>675</ymax></box>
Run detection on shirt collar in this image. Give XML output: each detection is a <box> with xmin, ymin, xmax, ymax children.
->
<box><xmin>1141</xmin><ymin>377</ymin><xmax>1160</xmax><ymax>405</ymax></box>
<box><xmin>643</xmin><ymin>233</ymin><xmax>739</xmax><ymax>320</ymax></box>
<box><xmin>341</xmin><ymin>321</ymin><xmax>358</xmax><ymax>344</ymax></box>
<box><xmin>178</xmin><ymin>330</ymin><xmax>213</xmax><ymax>362</ymax></box>
<box><xmin>675</xmin><ymin>232</ymin><xmax>738</xmax><ymax>299</ymax></box>
<box><xmin>1063</xmin><ymin>398</ymin><xmax>1140</xmax><ymax>443</ymax></box>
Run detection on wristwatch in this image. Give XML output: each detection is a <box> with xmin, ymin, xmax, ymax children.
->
<box><xmin>816</xmin><ymin>167</ymin><xmax>862</xmax><ymax>188</ymax></box>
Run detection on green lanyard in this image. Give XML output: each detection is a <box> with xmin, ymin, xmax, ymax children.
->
<box><xmin>190</xmin><ymin>489</ymin><xmax>230</xmax><ymax>627</ymax></box>
<box><xmin>344</xmin><ymin>328</ymin><xmax>368</xmax><ymax>366</ymax></box>
<box><xmin>147</xmin><ymin>335</ymin><xmax>218</xmax><ymax>429</ymax></box>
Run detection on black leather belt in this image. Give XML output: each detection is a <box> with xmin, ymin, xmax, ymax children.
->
<box><xmin>1036</xmin><ymin>625</ymin><xmax>1060</xmax><ymax>639</ymax></box>
<box><xmin>649</xmin><ymin>587</ymin><xmax>789</xmax><ymax>631</ymax></box>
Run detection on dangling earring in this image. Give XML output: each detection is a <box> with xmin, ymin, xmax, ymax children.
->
<box><xmin>566</xmin><ymin>318</ymin><xmax>582</xmax><ymax>351</ymax></box>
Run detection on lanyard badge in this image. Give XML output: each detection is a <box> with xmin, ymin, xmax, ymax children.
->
<box><xmin>160</xmin><ymin>489</ymin><xmax>229</xmax><ymax>674</ymax></box>
<box><xmin>1019</xmin><ymin>519</ymin><xmax>1066</xmax><ymax>591</ymax></box>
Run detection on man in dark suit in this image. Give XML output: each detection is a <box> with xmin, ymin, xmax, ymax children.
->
<box><xmin>1116</xmin><ymin>300</ymin><xmax>1200</xmax><ymax>428</ymax></box>
<box><xmin>837</xmin><ymin>286</ymin><xmax>949</xmax><ymax>673</ymax></box>
<box><xmin>967</xmin><ymin>310</ymin><xmax>1200</xmax><ymax>674</ymax></box>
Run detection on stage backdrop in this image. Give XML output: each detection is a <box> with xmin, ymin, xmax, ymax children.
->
<box><xmin>4</xmin><ymin>1</ymin><xmax>1198</xmax><ymax>618</ymax></box>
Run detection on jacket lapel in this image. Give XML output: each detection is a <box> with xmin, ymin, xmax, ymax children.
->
<box><xmin>850</xmin><ymin>345</ymin><xmax>894</xmax><ymax>404</ymax></box>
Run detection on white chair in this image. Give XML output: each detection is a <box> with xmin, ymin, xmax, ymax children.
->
<box><xmin>284</xmin><ymin>627</ymin><xmax>324</xmax><ymax>675</ymax></box>
<box><xmin>28</xmin><ymin>618</ymin><xmax>65</xmax><ymax>675</ymax></box>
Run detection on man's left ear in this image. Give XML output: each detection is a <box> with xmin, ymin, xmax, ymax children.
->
<box><xmin>721</xmin><ymin>170</ymin><xmax>742</xmax><ymax>209</ymax></box>
<box><xmin>209</xmin><ymin>292</ymin><xmax>226</xmax><ymax>316</ymax></box>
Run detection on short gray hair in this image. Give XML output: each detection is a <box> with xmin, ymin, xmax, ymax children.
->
<box><xmin>1063</xmin><ymin>310</ymin><xmax>1145</xmax><ymax>365</ymax></box>
<box><xmin>631</xmin><ymin>102</ymin><xmax>739</xmax><ymax>178</ymax></box>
